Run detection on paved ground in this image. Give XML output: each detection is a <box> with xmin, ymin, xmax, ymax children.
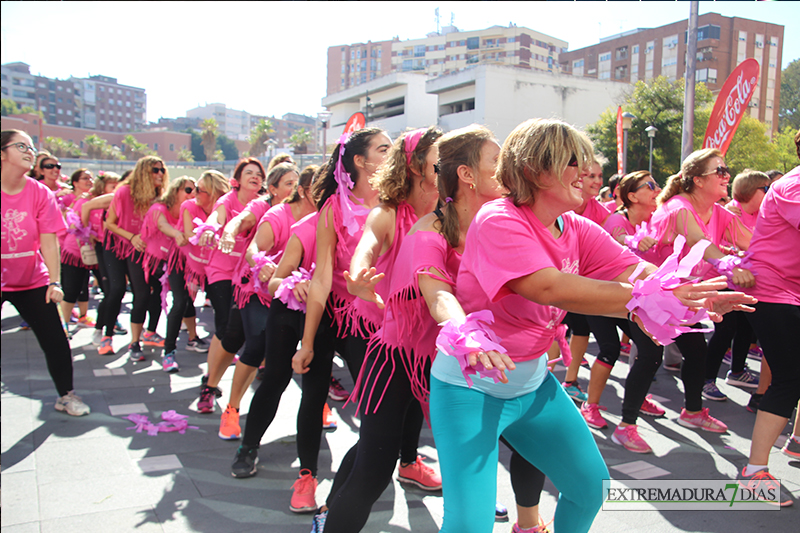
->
<box><xmin>1</xmin><ymin>291</ymin><xmax>797</xmax><ymax>532</ymax></box>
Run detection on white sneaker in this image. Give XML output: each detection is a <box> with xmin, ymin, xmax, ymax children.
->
<box><xmin>55</xmin><ymin>391</ymin><xmax>91</xmax><ymax>416</ymax></box>
<box><xmin>91</xmin><ymin>329</ymin><xmax>104</xmax><ymax>346</ymax></box>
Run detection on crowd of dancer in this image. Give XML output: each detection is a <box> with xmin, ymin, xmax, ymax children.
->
<box><xmin>2</xmin><ymin>122</ymin><xmax>798</xmax><ymax>532</ymax></box>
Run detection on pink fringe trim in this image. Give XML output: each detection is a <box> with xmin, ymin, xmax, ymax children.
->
<box><xmin>104</xmin><ymin>232</ymin><xmax>135</xmax><ymax>261</ymax></box>
<box><xmin>61</xmin><ymin>249</ymin><xmax>91</xmax><ymax>269</ymax></box>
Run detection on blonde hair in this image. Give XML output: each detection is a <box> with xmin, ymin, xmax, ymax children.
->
<box><xmin>371</xmin><ymin>126</ymin><xmax>443</xmax><ymax>208</ymax></box>
<box><xmin>198</xmin><ymin>169</ymin><xmax>230</xmax><ymax>203</ymax></box>
<box><xmin>731</xmin><ymin>169</ymin><xmax>769</xmax><ymax>203</ymax></box>
<box><xmin>90</xmin><ymin>171</ymin><xmax>120</xmax><ymax>197</ymax></box>
<box><xmin>497</xmin><ymin>118</ymin><xmax>594</xmax><ymax>207</ymax></box>
<box><xmin>122</xmin><ymin>155</ymin><xmax>167</xmax><ymax>214</ymax></box>
<box><xmin>267</xmin><ymin>153</ymin><xmax>294</xmax><ymax>172</ymax></box>
<box><xmin>657</xmin><ymin>148</ymin><xmax>722</xmax><ymax>205</ymax></box>
<box><xmin>159</xmin><ymin>175</ymin><xmax>196</xmax><ymax>210</ymax></box>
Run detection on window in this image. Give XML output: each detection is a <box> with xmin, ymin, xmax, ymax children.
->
<box><xmin>118</xmin><ymin>89</ymin><xmax>123</xmax><ymax>95</ymax></box>
<box><xmin>126</xmin><ymin>112</ymin><xmax>131</xmax><ymax>118</ymax></box>
<box><xmin>99</xmin><ymin>85</ymin><xmax>104</xmax><ymax>91</ymax></box>
<box><xmin>126</xmin><ymin>90</ymin><xmax>130</xmax><ymax>96</ymax></box>
<box><xmin>169</xmin><ymin>144</ymin><xmax>174</xmax><ymax>151</ymax></box>
<box><xmin>117</xmin><ymin>122</ymin><xmax>122</xmax><ymax>128</ymax></box>
<box><xmin>633</xmin><ymin>45</ymin><xmax>639</xmax><ymax>54</ymax></box>
<box><xmin>126</xmin><ymin>101</ymin><xmax>131</xmax><ymax>107</ymax></box>
<box><xmin>100</xmin><ymin>120</ymin><xmax>105</xmax><ymax>126</ymax></box>
<box><xmin>412</xmin><ymin>45</ymin><xmax>424</xmax><ymax>57</ymax></box>
<box><xmin>615</xmin><ymin>65</ymin><xmax>628</xmax><ymax>79</ymax></box>
<box><xmin>402</xmin><ymin>59</ymin><xmax>412</xmax><ymax>71</ymax></box>
<box><xmin>38</xmin><ymin>82</ymin><xmax>46</xmax><ymax>88</ymax></box>
<box><xmin>361</xmin><ymin>59</ymin><xmax>366</xmax><ymax>70</ymax></box>
<box><xmin>67</xmin><ymin>110</ymin><xmax>72</xmax><ymax>116</ymax></box>
<box><xmin>378</xmin><ymin>49</ymin><xmax>381</xmax><ymax>58</ymax></box>
<box><xmin>615</xmin><ymin>46</ymin><xmax>628</xmax><ymax>60</ymax></box>
<box><xmin>100</xmin><ymin>108</ymin><xmax>104</xmax><ymax>114</ymax></box>
<box><xmin>58</xmin><ymin>108</ymin><xmax>63</xmax><ymax>114</ymax></box>
<box><xmin>690</xmin><ymin>24</ymin><xmax>721</xmax><ymax>42</ymax></box>
<box><xmin>154</xmin><ymin>143</ymin><xmax>159</xmax><ymax>150</ymax></box>
<box><xmin>58</xmin><ymin>97</ymin><xmax>63</xmax><ymax>103</ymax></box>
<box><xmin>467</xmin><ymin>37</ymin><xmax>479</xmax><ymax>50</ymax></box>
<box><xmin>117</xmin><ymin>100</ymin><xmax>122</xmax><ymax>106</ymax></box>
<box><xmin>67</xmin><ymin>88</ymin><xmax>72</xmax><ymax>93</ymax></box>
<box><xmin>770</xmin><ymin>37</ymin><xmax>779</xmax><ymax>47</ymax></box>
<box><xmin>599</xmin><ymin>52</ymin><xmax>611</xmax><ymax>62</ymax></box>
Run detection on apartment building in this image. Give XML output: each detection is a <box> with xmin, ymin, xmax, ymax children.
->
<box><xmin>327</xmin><ymin>24</ymin><xmax>568</xmax><ymax>95</ymax></box>
<box><xmin>251</xmin><ymin>112</ymin><xmax>318</xmax><ymax>152</ymax></box>
<box><xmin>1</xmin><ymin>63</ymin><xmax>147</xmax><ymax>133</ymax></box>
<box><xmin>558</xmin><ymin>13</ymin><xmax>784</xmax><ymax>135</ymax></box>
<box><xmin>187</xmin><ymin>103</ymin><xmax>251</xmax><ymax>141</ymax></box>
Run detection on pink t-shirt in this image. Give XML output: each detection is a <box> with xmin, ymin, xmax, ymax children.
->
<box><xmin>603</xmin><ymin>212</ymin><xmax>660</xmax><ymax>265</ymax></box>
<box><xmin>205</xmin><ymin>191</ymin><xmax>251</xmax><ymax>286</ymax></box>
<box><xmin>61</xmin><ymin>197</ymin><xmax>92</xmax><ymax>268</ymax></box>
<box><xmin>575</xmin><ymin>197</ymin><xmax>612</xmax><ymax>226</ymax></box>
<box><xmin>141</xmin><ymin>203</ymin><xmax>179</xmax><ymax>276</ymax></box>
<box><xmin>243</xmin><ymin>197</ymin><xmax>271</xmax><ymax>225</ymax></box>
<box><xmin>89</xmin><ymin>205</ymin><xmax>105</xmax><ymax>241</ymax></box>
<box><xmin>177</xmin><ymin>199</ymin><xmax>212</xmax><ymax>286</ymax></box>
<box><xmin>603</xmin><ymin>199</ymin><xmax>618</xmax><ymax>211</ymax></box>
<box><xmin>727</xmin><ymin>199</ymin><xmax>759</xmax><ymax>231</ymax></box>
<box><xmin>457</xmin><ymin>199</ymin><xmax>640</xmax><ymax>361</ymax></box>
<box><xmin>746</xmin><ymin>169</ymin><xmax>800</xmax><ymax>306</ymax></box>
<box><xmin>2</xmin><ymin>178</ymin><xmax>67</xmax><ymax>291</ymax></box>
<box><xmin>293</xmin><ymin>212</ymin><xmax>319</xmax><ymax>272</ymax></box>
<box><xmin>105</xmin><ymin>184</ymin><xmax>145</xmax><ymax>260</ymax></box>
<box><xmin>650</xmin><ymin>195</ymin><xmax>736</xmax><ymax>278</ymax></box>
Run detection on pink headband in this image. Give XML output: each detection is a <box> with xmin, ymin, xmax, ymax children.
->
<box><xmin>404</xmin><ymin>128</ymin><xmax>426</xmax><ymax>168</ymax></box>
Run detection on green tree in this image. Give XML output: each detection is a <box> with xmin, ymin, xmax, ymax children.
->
<box><xmin>692</xmin><ymin>109</ymin><xmax>779</xmax><ymax>176</ymax></box>
<box><xmin>83</xmin><ymin>134</ymin><xmax>109</xmax><ymax>159</ymax></box>
<box><xmin>772</xmin><ymin>126</ymin><xmax>799</xmax><ymax>172</ymax></box>
<box><xmin>216</xmin><ymin>134</ymin><xmax>239</xmax><ymax>161</ymax></box>
<box><xmin>213</xmin><ymin>149</ymin><xmax>225</xmax><ymax>162</ymax></box>
<box><xmin>248</xmin><ymin>119</ymin><xmax>274</xmax><ymax>158</ymax></box>
<box><xmin>122</xmin><ymin>134</ymin><xmax>155</xmax><ymax>160</ymax></box>
<box><xmin>43</xmin><ymin>137</ymin><xmax>83</xmax><ymax>158</ymax></box>
<box><xmin>1</xmin><ymin>98</ymin><xmax>21</xmax><ymax>116</ymax></box>
<box><xmin>779</xmin><ymin>59</ymin><xmax>800</xmax><ymax>131</ymax></box>
<box><xmin>289</xmin><ymin>128</ymin><xmax>313</xmax><ymax>154</ymax></box>
<box><xmin>200</xmin><ymin>118</ymin><xmax>218</xmax><ymax>162</ymax></box>
<box><xmin>587</xmin><ymin>76</ymin><xmax>713</xmax><ymax>183</ymax></box>
<box><xmin>176</xmin><ymin>148</ymin><xmax>195</xmax><ymax>163</ymax></box>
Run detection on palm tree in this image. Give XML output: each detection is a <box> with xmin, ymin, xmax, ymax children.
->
<box><xmin>248</xmin><ymin>118</ymin><xmax>274</xmax><ymax>158</ymax></box>
<box><xmin>213</xmin><ymin>149</ymin><xmax>225</xmax><ymax>162</ymax></box>
<box><xmin>44</xmin><ymin>137</ymin><xmax>84</xmax><ymax>158</ymax></box>
<box><xmin>177</xmin><ymin>148</ymin><xmax>195</xmax><ymax>162</ymax></box>
<box><xmin>289</xmin><ymin>128</ymin><xmax>313</xmax><ymax>155</ymax></box>
<box><xmin>122</xmin><ymin>134</ymin><xmax>155</xmax><ymax>160</ymax></box>
<box><xmin>200</xmin><ymin>118</ymin><xmax>219</xmax><ymax>162</ymax></box>
<box><xmin>83</xmin><ymin>134</ymin><xmax>109</xmax><ymax>159</ymax></box>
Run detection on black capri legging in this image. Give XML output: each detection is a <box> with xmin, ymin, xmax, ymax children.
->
<box><xmin>585</xmin><ymin>315</ymin><xmax>630</xmax><ymax>368</ymax></box>
<box><xmin>163</xmin><ymin>265</ymin><xmax>197</xmax><ymax>354</ymax></box>
<box><xmin>746</xmin><ymin>302</ymin><xmax>800</xmax><ymax>418</ymax></box>
<box><xmin>61</xmin><ymin>261</ymin><xmax>91</xmax><ymax>304</ymax></box>
<box><xmin>205</xmin><ymin>279</ymin><xmax>245</xmax><ymax>354</ymax></box>
<box><xmin>102</xmin><ymin>250</ymin><xmax>161</xmax><ymax>337</ymax></box>
<box><xmin>2</xmin><ymin>286</ymin><xmax>74</xmax><ymax>396</ymax></box>
<box><xmin>564</xmin><ymin>312</ymin><xmax>591</xmax><ymax>337</ymax></box>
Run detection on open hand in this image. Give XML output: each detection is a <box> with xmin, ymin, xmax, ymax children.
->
<box><xmin>344</xmin><ymin>267</ymin><xmax>385</xmax><ymax>309</ymax></box>
<box><xmin>467</xmin><ymin>350</ymin><xmax>516</xmax><ymax>384</ymax></box>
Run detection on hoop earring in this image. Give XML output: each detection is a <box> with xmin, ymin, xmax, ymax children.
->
<box><xmin>470</xmin><ymin>183</ymin><xmax>475</xmax><ymax>190</ymax></box>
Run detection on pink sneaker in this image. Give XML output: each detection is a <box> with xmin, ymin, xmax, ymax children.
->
<box><xmin>611</xmin><ymin>425</ymin><xmax>652</xmax><ymax>453</ymax></box>
<box><xmin>677</xmin><ymin>408</ymin><xmax>728</xmax><ymax>433</ymax></box>
<box><xmin>290</xmin><ymin>469</ymin><xmax>318</xmax><ymax>513</ymax></box>
<box><xmin>580</xmin><ymin>402</ymin><xmax>607</xmax><ymax>429</ymax></box>
<box><xmin>639</xmin><ymin>394</ymin><xmax>666</xmax><ymax>417</ymax></box>
<box><xmin>619</xmin><ymin>342</ymin><xmax>631</xmax><ymax>356</ymax></box>
<box><xmin>397</xmin><ymin>456</ymin><xmax>442</xmax><ymax>491</ymax></box>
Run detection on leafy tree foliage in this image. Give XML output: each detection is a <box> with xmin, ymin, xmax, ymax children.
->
<box><xmin>779</xmin><ymin>59</ymin><xmax>800</xmax><ymax>131</ymax></box>
<box><xmin>43</xmin><ymin>137</ymin><xmax>83</xmax><ymax>158</ymax></box>
<box><xmin>290</xmin><ymin>128</ymin><xmax>313</xmax><ymax>154</ymax></box>
<box><xmin>248</xmin><ymin>119</ymin><xmax>274</xmax><ymax>158</ymax></box>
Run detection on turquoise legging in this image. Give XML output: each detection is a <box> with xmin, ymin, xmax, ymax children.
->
<box><xmin>430</xmin><ymin>372</ymin><xmax>608</xmax><ymax>533</ymax></box>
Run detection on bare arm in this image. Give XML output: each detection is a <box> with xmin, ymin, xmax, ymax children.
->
<box><xmin>105</xmin><ymin>201</ymin><xmax>144</xmax><ymax>251</ymax></box>
<box><xmin>40</xmin><ymin>233</ymin><xmax>64</xmax><ymax>304</ymax></box>
<box><xmin>80</xmin><ymin>193</ymin><xmax>113</xmax><ymax>227</ymax></box>
<box><xmin>345</xmin><ymin>205</ymin><xmax>394</xmax><ymax>306</ymax></box>
<box><xmin>198</xmin><ymin>205</ymin><xmax>226</xmax><ymax>247</ymax></box>
<box><xmin>268</xmin><ymin>234</ymin><xmax>304</xmax><ymax>297</ymax></box>
<box><xmin>156</xmin><ymin>212</ymin><xmax>186</xmax><ymax>246</ymax></box>
<box><xmin>219</xmin><ymin>210</ymin><xmax>257</xmax><ymax>253</ymax></box>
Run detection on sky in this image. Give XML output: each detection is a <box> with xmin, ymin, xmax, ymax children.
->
<box><xmin>2</xmin><ymin>1</ymin><xmax>798</xmax><ymax>124</ymax></box>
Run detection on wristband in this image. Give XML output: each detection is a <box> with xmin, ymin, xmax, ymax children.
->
<box><xmin>707</xmin><ymin>252</ymin><xmax>755</xmax><ymax>289</ymax></box>
<box><xmin>49</xmin><ymin>281</ymin><xmax>62</xmax><ymax>288</ymax></box>
<box><xmin>435</xmin><ymin>310</ymin><xmax>506</xmax><ymax>387</ymax></box>
<box><xmin>275</xmin><ymin>264</ymin><xmax>315</xmax><ymax>312</ymax></box>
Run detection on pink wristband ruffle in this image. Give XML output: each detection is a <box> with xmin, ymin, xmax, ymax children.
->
<box><xmin>250</xmin><ymin>250</ymin><xmax>278</xmax><ymax>294</ymax></box>
<box><xmin>435</xmin><ymin>310</ymin><xmax>506</xmax><ymax>387</ymax></box>
<box><xmin>624</xmin><ymin>222</ymin><xmax>653</xmax><ymax>251</ymax></box>
<box><xmin>625</xmin><ymin>235</ymin><xmax>713</xmax><ymax>345</ymax></box>
<box><xmin>188</xmin><ymin>217</ymin><xmax>221</xmax><ymax>246</ymax></box>
<box><xmin>708</xmin><ymin>252</ymin><xmax>755</xmax><ymax>289</ymax></box>
<box><xmin>65</xmin><ymin>210</ymin><xmax>98</xmax><ymax>245</ymax></box>
<box><xmin>275</xmin><ymin>264</ymin><xmax>315</xmax><ymax>312</ymax></box>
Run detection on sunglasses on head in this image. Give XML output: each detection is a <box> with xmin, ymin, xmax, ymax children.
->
<box><xmin>701</xmin><ymin>165</ymin><xmax>730</xmax><ymax>177</ymax></box>
<box><xmin>184</xmin><ymin>187</ymin><xmax>195</xmax><ymax>194</ymax></box>
<box><xmin>634</xmin><ymin>181</ymin><xmax>657</xmax><ymax>192</ymax></box>
<box><xmin>42</xmin><ymin>163</ymin><xmax>62</xmax><ymax>170</ymax></box>
<box><xmin>152</xmin><ymin>167</ymin><xmax>166</xmax><ymax>174</ymax></box>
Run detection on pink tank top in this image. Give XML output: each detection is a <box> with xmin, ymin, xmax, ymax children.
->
<box><xmin>293</xmin><ymin>212</ymin><xmax>319</xmax><ymax>272</ymax></box>
<box><xmin>61</xmin><ymin>197</ymin><xmax>91</xmax><ymax>269</ymax></box>
<box><xmin>104</xmin><ymin>184</ymin><xmax>144</xmax><ymax>260</ymax></box>
<box><xmin>205</xmin><ymin>190</ymin><xmax>250</xmax><ymax>286</ymax></box>
<box><xmin>141</xmin><ymin>203</ymin><xmax>179</xmax><ymax>277</ymax></box>
<box><xmin>175</xmin><ymin>199</ymin><xmax>213</xmax><ymax>287</ymax></box>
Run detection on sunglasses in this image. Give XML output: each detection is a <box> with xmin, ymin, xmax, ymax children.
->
<box><xmin>633</xmin><ymin>181</ymin><xmax>658</xmax><ymax>192</ymax></box>
<box><xmin>42</xmin><ymin>163</ymin><xmax>62</xmax><ymax>170</ymax></box>
<box><xmin>3</xmin><ymin>142</ymin><xmax>38</xmax><ymax>155</ymax></box>
<box><xmin>701</xmin><ymin>165</ymin><xmax>730</xmax><ymax>177</ymax></box>
<box><xmin>196</xmin><ymin>187</ymin><xmax>208</xmax><ymax>195</ymax></box>
<box><xmin>78</xmin><ymin>176</ymin><xmax>93</xmax><ymax>181</ymax></box>
<box><xmin>184</xmin><ymin>187</ymin><xmax>195</xmax><ymax>194</ymax></box>
<box><xmin>760</xmin><ymin>185</ymin><xmax>770</xmax><ymax>194</ymax></box>
<box><xmin>567</xmin><ymin>155</ymin><xmax>579</xmax><ymax>167</ymax></box>
<box><xmin>152</xmin><ymin>167</ymin><xmax>166</xmax><ymax>174</ymax></box>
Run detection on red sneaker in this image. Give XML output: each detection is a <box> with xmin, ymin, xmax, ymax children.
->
<box><xmin>219</xmin><ymin>404</ymin><xmax>241</xmax><ymax>440</ymax></box>
<box><xmin>580</xmin><ymin>402</ymin><xmax>607</xmax><ymax>429</ymax></box>
<box><xmin>639</xmin><ymin>394</ymin><xmax>666</xmax><ymax>417</ymax></box>
<box><xmin>322</xmin><ymin>403</ymin><xmax>337</xmax><ymax>429</ymax></box>
<box><xmin>397</xmin><ymin>456</ymin><xmax>442</xmax><ymax>491</ymax></box>
<box><xmin>290</xmin><ymin>469</ymin><xmax>318</xmax><ymax>513</ymax></box>
<box><xmin>678</xmin><ymin>408</ymin><xmax>727</xmax><ymax>433</ymax></box>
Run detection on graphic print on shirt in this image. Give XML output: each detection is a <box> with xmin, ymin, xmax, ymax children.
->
<box><xmin>2</xmin><ymin>209</ymin><xmax>28</xmax><ymax>251</ymax></box>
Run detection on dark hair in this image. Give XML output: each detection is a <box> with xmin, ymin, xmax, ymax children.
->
<box><xmin>120</xmin><ymin>169</ymin><xmax>133</xmax><ymax>181</ymax></box>
<box><xmin>617</xmin><ymin>170</ymin><xmax>652</xmax><ymax>209</ymax></box>
<box><xmin>765</xmin><ymin>169</ymin><xmax>783</xmax><ymax>181</ymax></box>
<box><xmin>1</xmin><ymin>129</ymin><xmax>27</xmax><ymax>148</ymax></box>
<box><xmin>285</xmin><ymin>164</ymin><xmax>319</xmax><ymax>204</ymax></box>
<box><xmin>312</xmin><ymin>127</ymin><xmax>385</xmax><ymax>210</ymax></box>
<box><xmin>267</xmin><ymin>162</ymin><xmax>299</xmax><ymax>190</ymax></box>
<box><xmin>607</xmin><ymin>174</ymin><xmax>622</xmax><ymax>197</ymax></box>
<box><xmin>232</xmin><ymin>157</ymin><xmax>266</xmax><ymax>190</ymax></box>
<box><xmin>70</xmin><ymin>168</ymin><xmax>90</xmax><ymax>189</ymax></box>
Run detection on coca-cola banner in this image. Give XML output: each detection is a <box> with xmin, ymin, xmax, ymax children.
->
<box><xmin>616</xmin><ymin>106</ymin><xmax>624</xmax><ymax>175</ymax></box>
<box><xmin>702</xmin><ymin>58</ymin><xmax>760</xmax><ymax>156</ymax></box>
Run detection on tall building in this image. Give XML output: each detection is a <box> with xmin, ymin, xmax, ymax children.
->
<box><xmin>187</xmin><ymin>103</ymin><xmax>251</xmax><ymax>141</ymax></box>
<box><xmin>327</xmin><ymin>24</ymin><xmax>568</xmax><ymax>95</ymax></box>
<box><xmin>1</xmin><ymin>63</ymin><xmax>147</xmax><ymax>133</ymax></box>
<box><xmin>558</xmin><ymin>13</ymin><xmax>783</xmax><ymax>135</ymax></box>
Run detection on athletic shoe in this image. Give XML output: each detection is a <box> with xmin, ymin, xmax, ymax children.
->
<box><xmin>77</xmin><ymin>315</ymin><xmax>95</xmax><ymax>328</ymax></box>
<box><xmin>619</xmin><ymin>342</ymin><xmax>631</xmax><ymax>356</ymax></box>
<box><xmin>200</xmin><ymin>375</ymin><xmax>224</xmax><ymax>397</ymax></box>
<box><xmin>328</xmin><ymin>376</ymin><xmax>350</xmax><ymax>402</ymax></box>
<box><xmin>310</xmin><ymin>508</ymin><xmax>327</xmax><ymax>533</ymax></box>
<box><xmin>726</xmin><ymin>368</ymin><xmax>759</xmax><ymax>389</ymax></box>
<box><xmin>255</xmin><ymin>365</ymin><xmax>266</xmax><ymax>380</ymax></box>
<box><xmin>91</xmin><ymin>329</ymin><xmax>104</xmax><ymax>346</ymax></box>
<box><xmin>231</xmin><ymin>445</ymin><xmax>258</xmax><ymax>478</ymax></box>
<box><xmin>322</xmin><ymin>403</ymin><xmax>337</xmax><ymax>429</ymax></box>
<box><xmin>495</xmin><ymin>502</ymin><xmax>509</xmax><ymax>522</ymax></box>
<box><xmin>639</xmin><ymin>394</ymin><xmax>666</xmax><ymax>417</ymax></box>
<box><xmin>98</xmin><ymin>336</ymin><xmax>115</xmax><ymax>355</ymax></box>
<box><xmin>746</xmin><ymin>393</ymin><xmax>763</xmax><ymax>413</ymax></box>
<box><xmin>611</xmin><ymin>425</ymin><xmax>652</xmax><ymax>453</ymax></box>
<box><xmin>701</xmin><ymin>380</ymin><xmax>727</xmax><ymax>401</ymax></box>
<box><xmin>782</xmin><ymin>436</ymin><xmax>800</xmax><ymax>459</ymax></box>
<box><xmin>738</xmin><ymin>468</ymin><xmax>794</xmax><ymax>507</ymax></box>
<box><xmin>580</xmin><ymin>358</ymin><xmax>590</xmax><ymax>368</ymax></box>
<box><xmin>142</xmin><ymin>330</ymin><xmax>165</xmax><ymax>348</ymax></box>
<box><xmin>747</xmin><ymin>346</ymin><xmax>763</xmax><ymax>361</ymax></box>
<box><xmin>678</xmin><ymin>408</ymin><xmax>728</xmax><ymax>433</ymax></box>
<box><xmin>113</xmin><ymin>321</ymin><xmax>127</xmax><ymax>335</ymax></box>
<box><xmin>722</xmin><ymin>348</ymin><xmax>732</xmax><ymax>366</ymax></box>
<box><xmin>186</xmin><ymin>336</ymin><xmax>209</xmax><ymax>353</ymax></box>
<box><xmin>71</xmin><ymin>308</ymin><xmax>80</xmax><ymax>322</ymax></box>
<box><xmin>129</xmin><ymin>342</ymin><xmax>145</xmax><ymax>361</ymax></box>
<box><xmin>562</xmin><ymin>381</ymin><xmax>587</xmax><ymax>403</ymax></box>
<box><xmin>20</xmin><ymin>320</ymin><xmax>30</xmax><ymax>330</ymax></box>
<box><xmin>663</xmin><ymin>362</ymin><xmax>681</xmax><ymax>372</ymax></box>
<box><xmin>162</xmin><ymin>350</ymin><xmax>179</xmax><ymax>373</ymax></box>
<box><xmin>397</xmin><ymin>456</ymin><xmax>442</xmax><ymax>490</ymax></box>
<box><xmin>580</xmin><ymin>402</ymin><xmax>607</xmax><ymax>429</ymax></box>
<box><xmin>197</xmin><ymin>386</ymin><xmax>218</xmax><ymax>413</ymax></box>
<box><xmin>290</xmin><ymin>469</ymin><xmax>318</xmax><ymax>513</ymax></box>
<box><xmin>512</xmin><ymin>519</ymin><xmax>552</xmax><ymax>533</ymax></box>
<box><xmin>219</xmin><ymin>404</ymin><xmax>241</xmax><ymax>440</ymax></box>
<box><xmin>203</xmin><ymin>298</ymin><xmax>212</xmax><ymax>307</ymax></box>
<box><xmin>55</xmin><ymin>391</ymin><xmax>91</xmax><ymax>416</ymax></box>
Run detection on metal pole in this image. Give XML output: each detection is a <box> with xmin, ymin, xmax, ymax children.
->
<box><xmin>649</xmin><ymin>136</ymin><xmax>654</xmax><ymax>174</ymax></box>
<box><xmin>681</xmin><ymin>0</ymin><xmax>699</xmax><ymax>161</ymax></box>
<box><xmin>365</xmin><ymin>89</ymin><xmax>369</xmax><ymax>124</ymax></box>
<box><xmin>322</xmin><ymin>121</ymin><xmax>327</xmax><ymax>156</ymax></box>
<box><xmin>622</xmin><ymin>129</ymin><xmax>629</xmax><ymax>175</ymax></box>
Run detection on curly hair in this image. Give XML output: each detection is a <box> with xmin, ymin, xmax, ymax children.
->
<box><xmin>122</xmin><ymin>155</ymin><xmax>167</xmax><ymax>214</ymax></box>
<box><xmin>90</xmin><ymin>171</ymin><xmax>120</xmax><ymax>197</ymax></box>
<box><xmin>159</xmin><ymin>175</ymin><xmax>196</xmax><ymax>210</ymax></box>
<box><xmin>371</xmin><ymin>126</ymin><xmax>443</xmax><ymax>208</ymax></box>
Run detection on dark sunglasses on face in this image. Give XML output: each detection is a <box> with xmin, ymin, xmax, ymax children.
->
<box><xmin>760</xmin><ymin>185</ymin><xmax>770</xmax><ymax>194</ymax></box>
<box><xmin>42</xmin><ymin>163</ymin><xmax>62</xmax><ymax>170</ymax></box>
<box><xmin>152</xmin><ymin>167</ymin><xmax>166</xmax><ymax>174</ymax></box>
<box><xmin>702</xmin><ymin>165</ymin><xmax>730</xmax><ymax>177</ymax></box>
<box><xmin>196</xmin><ymin>187</ymin><xmax>208</xmax><ymax>195</ymax></box>
<box><xmin>184</xmin><ymin>187</ymin><xmax>195</xmax><ymax>194</ymax></box>
<box><xmin>2</xmin><ymin>142</ymin><xmax>38</xmax><ymax>155</ymax></box>
<box><xmin>634</xmin><ymin>181</ymin><xmax>658</xmax><ymax>192</ymax></box>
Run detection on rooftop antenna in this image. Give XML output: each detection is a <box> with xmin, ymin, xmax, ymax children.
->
<box><xmin>451</xmin><ymin>12</ymin><xmax>455</xmax><ymax>26</ymax></box>
<box><xmin>435</xmin><ymin>7</ymin><xmax>440</xmax><ymax>34</ymax></box>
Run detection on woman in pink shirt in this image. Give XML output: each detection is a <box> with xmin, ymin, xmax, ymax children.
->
<box><xmin>429</xmin><ymin>119</ymin><xmax>754</xmax><ymax>533</ymax></box>
<box><xmin>36</xmin><ymin>154</ymin><xmax>71</xmax><ymax>203</ymax></box>
<box><xmin>1</xmin><ymin>129</ymin><xmax>89</xmax><ymax>416</ymax></box>
<box><xmin>196</xmin><ymin>158</ymin><xmax>265</xmax><ymax>413</ymax></box>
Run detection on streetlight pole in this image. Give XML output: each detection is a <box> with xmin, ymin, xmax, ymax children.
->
<box><xmin>645</xmin><ymin>125</ymin><xmax>658</xmax><ymax>174</ymax></box>
<box><xmin>317</xmin><ymin>111</ymin><xmax>332</xmax><ymax>156</ymax></box>
<box><xmin>621</xmin><ymin>112</ymin><xmax>635</xmax><ymax>175</ymax></box>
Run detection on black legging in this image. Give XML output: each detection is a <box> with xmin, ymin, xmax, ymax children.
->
<box><xmin>205</xmin><ymin>279</ymin><xmax>245</xmax><ymax>353</ymax></box>
<box><xmin>93</xmin><ymin>242</ymin><xmax>110</xmax><ymax>333</ymax></box>
<box><xmin>746</xmin><ymin>302</ymin><xmax>800</xmax><ymax>418</ymax></box>
<box><xmin>241</xmin><ymin>299</ymin><xmax>335</xmax><ymax>475</ymax></box>
<box><xmin>622</xmin><ymin>322</ymin><xmax>707</xmax><ymax>425</ymax></box>
<box><xmin>585</xmin><ymin>315</ymin><xmax>630</xmax><ymax>368</ymax></box>
<box><xmin>61</xmin><ymin>261</ymin><xmax>90</xmax><ymax>304</ymax></box>
<box><xmin>103</xmin><ymin>249</ymin><xmax>161</xmax><ymax>337</ymax></box>
<box><xmin>164</xmin><ymin>265</ymin><xmax>197</xmax><ymax>354</ymax></box>
<box><xmin>705</xmin><ymin>310</ymin><xmax>754</xmax><ymax>379</ymax></box>
<box><xmin>2</xmin><ymin>286</ymin><xmax>74</xmax><ymax>396</ymax></box>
